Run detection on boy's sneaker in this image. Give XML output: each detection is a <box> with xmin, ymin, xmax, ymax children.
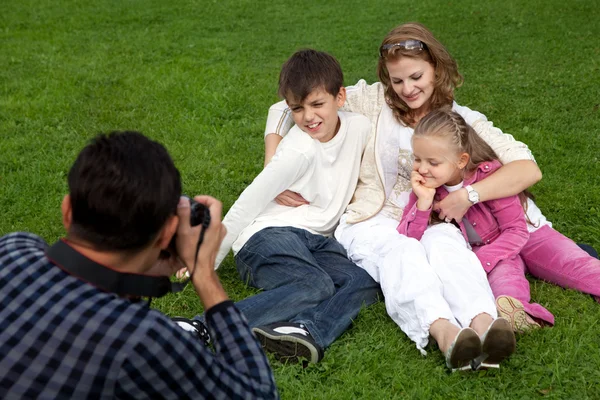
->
<box><xmin>496</xmin><ymin>295</ymin><xmax>541</xmax><ymax>333</ymax></box>
<box><xmin>252</xmin><ymin>322</ymin><xmax>324</xmax><ymax>364</ymax></box>
<box><xmin>172</xmin><ymin>317</ymin><xmax>211</xmax><ymax>347</ymax></box>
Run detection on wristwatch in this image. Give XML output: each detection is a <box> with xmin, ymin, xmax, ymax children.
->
<box><xmin>465</xmin><ymin>185</ymin><xmax>480</xmax><ymax>205</ymax></box>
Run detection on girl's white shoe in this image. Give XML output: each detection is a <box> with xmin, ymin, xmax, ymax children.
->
<box><xmin>479</xmin><ymin>317</ymin><xmax>516</xmax><ymax>364</ymax></box>
<box><xmin>445</xmin><ymin>327</ymin><xmax>481</xmax><ymax>370</ymax></box>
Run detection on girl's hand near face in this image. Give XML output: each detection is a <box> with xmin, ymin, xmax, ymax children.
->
<box><xmin>411</xmin><ymin>171</ymin><xmax>436</xmax><ymax>210</ymax></box>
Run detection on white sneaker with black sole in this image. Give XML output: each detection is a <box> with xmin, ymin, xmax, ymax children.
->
<box><xmin>252</xmin><ymin>322</ymin><xmax>324</xmax><ymax>364</ymax></box>
<box><xmin>172</xmin><ymin>317</ymin><xmax>211</xmax><ymax>347</ymax></box>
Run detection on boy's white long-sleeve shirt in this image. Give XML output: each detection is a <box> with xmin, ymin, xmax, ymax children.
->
<box><xmin>215</xmin><ymin>111</ymin><xmax>371</xmax><ymax>268</ymax></box>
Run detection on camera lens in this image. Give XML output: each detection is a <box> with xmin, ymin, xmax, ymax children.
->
<box><xmin>189</xmin><ymin>198</ymin><xmax>211</xmax><ymax>227</ymax></box>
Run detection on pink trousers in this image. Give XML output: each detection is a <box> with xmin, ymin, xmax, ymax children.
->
<box><xmin>486</xmin><ymin>225</ymin><xmax>600</xmax><ymax>325</ymax></box>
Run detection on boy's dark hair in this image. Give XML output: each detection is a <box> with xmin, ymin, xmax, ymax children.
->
<box><xmin>278</xmin><ymin>49</ymin><xmax>344</xmax><ymax>102</ymax></box>
<box><xmin>67</xmin><ymin>131</ymin><xmax>181</xmax><ymax>252</ymax></box>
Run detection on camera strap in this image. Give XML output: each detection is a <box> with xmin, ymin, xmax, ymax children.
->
<box><xmin>46</xmin><ymin>239</ymin><xmax>179</xmax><ymax>298</ymax></box>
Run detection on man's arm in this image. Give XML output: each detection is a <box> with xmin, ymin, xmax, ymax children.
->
<box><xmin>188</xmin><ymin>196</ymin><xmax>278</xmax><ymax>395</ymax></box>
<box><xmin>119</xmin><ymin>304</ymin><xmax>278</xmax><ymax>399</ymax></box>
<box><xmin>179</xmin><ymin>195</ymin><xmax>229</xmax><ymax>307</ymax></box>
<box><xmin>119</xmin><ymin>195</ymin><xmax>278</xmax><ymax>399</ymax></box>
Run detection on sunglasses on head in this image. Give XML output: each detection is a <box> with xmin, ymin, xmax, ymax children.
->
<box><xmin>379</xmin><ymin>40</ymin><xmax>425</xmax><ymax>57</ymax></box>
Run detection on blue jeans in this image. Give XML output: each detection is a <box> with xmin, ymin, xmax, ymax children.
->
<box><xmin>232</xmin><ymin>226</ymin><xmax>380</xmax><ymax>349</ymax></box>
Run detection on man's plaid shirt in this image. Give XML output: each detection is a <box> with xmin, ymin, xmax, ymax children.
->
<box><xmin>0</xmin><ymin>232</ymin><xmax>278</xmax><ymax>399</ymax></box>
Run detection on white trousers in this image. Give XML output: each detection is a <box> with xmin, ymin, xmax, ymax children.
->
<box><xmin>335</xmin><ymin>214</ymin><xmax>496</xmax><ymax>353</ymax></box>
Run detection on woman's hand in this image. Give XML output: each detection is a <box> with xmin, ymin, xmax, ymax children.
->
<box><xmin>275</xmin><ymin>190</ymin><xmax>309</xmax><ymax>207</ymax></box>
<box><xmin>411</xmin><ymin>171</ymin><xmax>435</xmax><ymax>211</ymax></box>
<box><xmin>434</xmin><ymin>188</ymin><xmax>471</xmax><ymax>221</ymax></box>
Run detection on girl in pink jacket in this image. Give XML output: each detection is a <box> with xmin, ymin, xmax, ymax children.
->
<box><xmin>398</xmin><ymin>108</ymin><xmax>555</xmax><ymax>331</ymax></box>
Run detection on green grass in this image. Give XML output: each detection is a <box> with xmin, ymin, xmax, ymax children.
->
<box><xmin>2</xmin><ymin>0</ymin><xmax>600</xmax><ymax>398</ymax></box>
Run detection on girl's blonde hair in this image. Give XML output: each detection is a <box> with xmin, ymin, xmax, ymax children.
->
<box><xmin>414</xmin><ymin>108</ymin><xmax>536</xmax><ymax>223</ymax></box>
<box><xmin>378</xmin><ymin>22</ymin><xmax>463</xmax><ymax>126</ymax></box>
<box><xmin>413</xmin><ymin>108</ymin><xmax>498</xmax><ymax>173</ymax></box>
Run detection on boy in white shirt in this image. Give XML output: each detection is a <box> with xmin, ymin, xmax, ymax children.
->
<box><xmin>214</xmin><ymin>49</ymin><xmax>380</xmax><ymax>364</ymax></box>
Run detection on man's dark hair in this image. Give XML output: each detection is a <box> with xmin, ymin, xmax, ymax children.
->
<box><xmin>278</xmin><ymin>49</ymin><xmax>344</xmax><ymax>103</ymax></box>
<box><xmin>67</xmin><ymin>131</ymin><xmax>181</xmax><ymax>252</ymax></box>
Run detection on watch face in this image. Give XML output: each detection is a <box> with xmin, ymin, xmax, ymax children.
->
<box><xmin>469</xmin><ymin>191</ymin><xmax>479</xmax><ymax>203</ymax></box>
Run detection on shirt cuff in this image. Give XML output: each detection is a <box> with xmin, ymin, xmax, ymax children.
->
<box><xmin>407</xmin><ymin>206</ymin><xmax>431</xmax><ymax>223</ymax></box>
<box><xmin>205</xmin><ymin>300</ymin><xmax>235</xmax><ymax>319</ymax></box>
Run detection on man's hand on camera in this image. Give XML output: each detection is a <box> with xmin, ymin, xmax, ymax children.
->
<box><xmin>147</xmin><ymin>256</ymin><xmax>186</xmax><ymax>277</ymax></box>
<box><xmin>175</xmin><ymin>195</ymin><xmax>228</xmax><ymax>309</ymax></box>
<box><xmin>175</xmin><ymin>196</ymin><xmax>225</xmax><ymax>270</ymax></box>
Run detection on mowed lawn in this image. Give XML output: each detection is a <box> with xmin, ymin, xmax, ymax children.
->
<box><xmin>1</xmin><ymin>0</ymin><xmax>599</xmax><ymax>398</ymax></box>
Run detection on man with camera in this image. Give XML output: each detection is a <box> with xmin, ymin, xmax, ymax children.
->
<box><xmin>0</xmin><ymin>131</ymin><xmax>278</xmax><ymax>399</ymax></box>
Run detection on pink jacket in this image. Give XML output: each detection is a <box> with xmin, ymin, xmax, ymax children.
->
<box><xmin>397</xmin><ymin>160</ymin><xmax>530</xmax><ymax>273</ymax></box>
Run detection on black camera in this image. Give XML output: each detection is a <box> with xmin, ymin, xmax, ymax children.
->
<box><xmin>161</xmin><ymin>196</ymin><xmax>211</xmax><ymax>258</ymax></box>
<box><xmin>187</xmin><ymin>196</ymin><xmax>211</xmax><ymax>228</ymax></box>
